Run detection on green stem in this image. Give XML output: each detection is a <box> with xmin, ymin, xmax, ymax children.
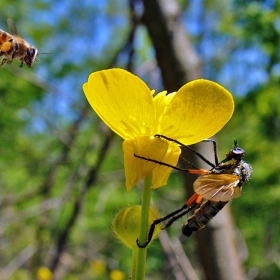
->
<box><xmin>131</xmin><ymin>247</ymin><xmax>137</xmax><ymax>279</ymax></box>
<box><xmin>134</xmin><ymin>174</ymin><xmax>153</xmax><ymax>280</ymax></box>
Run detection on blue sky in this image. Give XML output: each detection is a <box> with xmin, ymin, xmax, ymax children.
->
<box><xmin>2</xmin><ymin>0</ymin><xmax>272</xmax><ymax>132</ymax></box>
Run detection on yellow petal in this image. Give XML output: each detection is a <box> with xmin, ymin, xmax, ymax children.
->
<box><xmin>153</xmin><ymin>90</ymin><xmax>174</xmax><ymax>128</ymax></box>
<box><xmin>151</xmin><ymin>142</ymin><xmax>181</xmax><ymax>188</ymax></box>
<box><xmin>123</xmin><ymin>136</ymin><xmax>181</xmax><ymax>191</ymax></box>
<box><xmin>83</xmin><ymin>69</ymin><xmax>156</xmax><ymax>140</ymax></box>
<box><xmin>158</xmin><ymin>79</ymin><xmax>234</xmax><ymax>145</ymax></box>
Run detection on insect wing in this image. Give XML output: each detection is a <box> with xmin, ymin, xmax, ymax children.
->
<box><xmin>193</xmin><ymin>174</ymin><xmax>242</xmax><ymax>202</ymax></box>
<box><xmin>7</xmin><ymin>19</ymin><xmax>21</xmax><ymax>37</ymax></box>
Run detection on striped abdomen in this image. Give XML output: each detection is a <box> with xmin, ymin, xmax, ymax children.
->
<box><xmin>182</xmin><ymin>200</ymin><xmax>228</xmax><ymax>237</ymax></box>
<box><xmin>0</xmin><ymin>30</ymin><xmax>12</xmax><ymax>48</ymax></box>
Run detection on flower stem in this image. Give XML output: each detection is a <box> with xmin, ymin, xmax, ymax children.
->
<box><xmin>131</xmin><ymin>248</ymin><xmax>137</xmax><ymax>279</ymax></box>
<box><xmin>134</xmin><ymin>174</ymin><xmax>153</xmax><ymax>280</ymax></box>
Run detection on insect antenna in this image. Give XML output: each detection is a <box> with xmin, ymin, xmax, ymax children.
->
<box><xmin>35</xmin><ymin>52</ymin><xmax>51</xmax><ymax>61</ymax></box>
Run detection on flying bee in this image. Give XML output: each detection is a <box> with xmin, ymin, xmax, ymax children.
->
<box><xmin>135</xmin><ymin>135</ymin><xmax>252</xmax><ymax>248</ymax></box>
<box><xmin>0</xmin><ymin>19</ymin><xmax>38</xmax><ymax>67</ymax></box>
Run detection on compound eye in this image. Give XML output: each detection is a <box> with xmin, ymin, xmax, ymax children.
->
<box><xmin>27</xmin><ymin>48</ymin><xmax>37</xmax><ymax>60</ymax></box>
<box><xmin>24</xmin><ymin>47</ymin><xmax>38</xmax><ymax>67</ymax></box>
<box><xmin>226</xmin><ymin>147</ymin><xmax>245</xmax><ymax>159</ymax></box>
<box><xmin>233</xmin><ymin>147</ymin><xmax>245</xmax><ymax>156</ymax></box>
<box><xmin>29</xmin><ymin>48</ymin><xmax>35</xmax><ymax>57</ymax></box>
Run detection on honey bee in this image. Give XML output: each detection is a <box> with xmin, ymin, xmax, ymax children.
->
<box><xmin>0</xmin><ymin>19</ymin><xmax>38</xmax><ymax>67</ymax></box>
<box><xmin>135</xmin><ymin>136</ymin><xmax>252</xmax><ymax>247</ymax></box>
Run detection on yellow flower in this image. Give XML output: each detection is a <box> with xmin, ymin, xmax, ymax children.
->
<box><xmin>36</xmin><ymin>267</ymin><xmax>52</xmax><ymax>280</ymax></box>
<box><xmin>110</xmin><ymin>269</ymin><xmax>126</xmax><ymax>280</ymax></box>
<box><xmin>83</xmin><ymin>69</ymin><xmax>234</xmax><ymax>191</ymax></box>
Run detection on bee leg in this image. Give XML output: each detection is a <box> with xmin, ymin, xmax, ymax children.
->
<box><xmin>11</xmin><ymin>51</ymin><xmax>17</xmax><ymax>60</ymax></box>
<box><xmin>8</xmin><ymin>53</ymin><xmax>16</xmax><ymax>66</ymax></box>
<box><xmin>0</xmin><ymin>58</ymin><xmax>7</xmax><ymax>66</ymax></box>
<box><xmin>20</xmin><ymin>60</ymin><xmax>24</xmax><ymax>67</ymax></box>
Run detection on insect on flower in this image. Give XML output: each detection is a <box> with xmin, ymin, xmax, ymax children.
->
<box><xmin>0</xmin><ymin>19</ymin><xmax>38</xmax><ymax>67</ymax></box>
<box><xmin>135</xmin><ymin>135</ymin><xmax>252</xmax><ymax>248</ymax></box>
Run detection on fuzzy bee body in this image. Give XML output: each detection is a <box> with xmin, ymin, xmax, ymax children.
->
<box><xmin>0</xmin><ymin>19</ymin><xmax>37</xmax><ymax>67</ymax></box>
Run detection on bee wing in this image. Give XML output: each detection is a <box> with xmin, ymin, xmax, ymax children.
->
<box><xmin>7</xmin><ymin>19</ymin><xmax>21</xmax><ymax>37</ymax></box>
<box><xmin>193</xmin><ymin>174</ymin><xmax>242</xmax><ymax>202</ymax></box>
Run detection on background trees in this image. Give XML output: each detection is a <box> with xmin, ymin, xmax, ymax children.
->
<box><xmin>0</xmin><ymin>0</ymin><xmax>280</xmax><ymax>279</ymax></box>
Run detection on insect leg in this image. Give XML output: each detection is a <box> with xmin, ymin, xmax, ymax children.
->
<box><xmin>154</xmin><ymin>134</ymin><xmax>217</xmax><ymax>167</ymax></box>
<box><xmin>202</xmin><ymin>139</ymin><xmax>218</xmax><ymax>165</ymax></box>
<box><xmin>160</xmin><ymin>201</ymin><xmax>199</xmax><ymax>231</ymax></box>
<box><xmin>134</xmin><ymin>153</ymin><xmax>208</xmax><ymax>174</ymax></box>
<box><xmin>137</xmin><ymin>194</ymin><xmax>202</xmax><ymax>248</ymax></box>
<box><xmin>0</xmin><ymin>58</ymin><xmax>7</xmax><ymax>65</ymax></box>
<box><xmin>160</xmin><ymin>194</ymin><xmax>203</xmax><ymax>230</ymax></box>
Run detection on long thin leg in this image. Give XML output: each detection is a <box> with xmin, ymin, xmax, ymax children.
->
<box><xmin>137</xmin><ymin>194</ymin><xmax>203</xmax><ymax>248</ymax></box>
<box><xmin>154</xmin><ymin>134</ymin><xmax>218</xmax><ymax>167</ymax></box>
<box><xmin>134</xmin><ymin>153</ymin><xmax>209</xmax><ymax>175</ymax></box>
<box><xmin>204</xmin><ymin>139</ymin><xmax>218</xmax><ymax>165</ymax></box>
<box><xmin>162</xmin><ymin>194</ymin><xmax>203</xmax><ymax>229</ymax></box>
<box><xmin>134</xmin><ymin>136</ymin><xmax>218</xmax><ymax>173</ymax></box>
<box><xmin>137</xmin><ymin>204</ymin><xmax>195</xmax><ymax>248</ymax></box>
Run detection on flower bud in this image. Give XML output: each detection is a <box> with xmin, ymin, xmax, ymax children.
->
<box><xmin>113</xmin><ymin>205</ymin><xmax>160</xmax><ymax>248</ymax></box>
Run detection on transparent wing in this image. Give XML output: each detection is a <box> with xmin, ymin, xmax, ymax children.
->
<box><xmin>193</xmin><ymin>174</ymin><xmax>242</xmax><ymax>202</ymax></box>
<box><xmin>7</xmin><ymin>19</ymin><xmax>20</xmax><ymax>36</ymax></box>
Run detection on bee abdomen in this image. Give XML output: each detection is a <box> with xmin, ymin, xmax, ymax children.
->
<box><xmin>0</xmin><ymin>31</ymin><xmax>11</xmax><ymax>44</ymax></box>
<box><xmin>182</xmin><ymin>201</ymin><xmax>228</xmax><ymax>237</ymax></box>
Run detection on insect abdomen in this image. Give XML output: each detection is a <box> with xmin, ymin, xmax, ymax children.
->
<box><xmin>182</xmin><ymin>201</ymin><xmax>228</xmax><ymax>237</ymax></box>
<box><xmin>0</xmin><ymin>30</ymin><xmax>11</xmax><ymax>48</ymax></box>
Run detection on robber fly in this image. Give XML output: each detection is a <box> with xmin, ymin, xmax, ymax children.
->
<box><xmin>0</xmin><ymin>19</ymin><xmax>38</xmax><ymax>67</ymax></box>
<box><xmin>135</xmin><ymin>135</ymin><xmax>252</xmax><ymax>248</ymax></box>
